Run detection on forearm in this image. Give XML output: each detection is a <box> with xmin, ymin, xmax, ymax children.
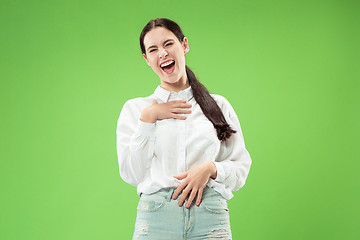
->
<box><xmin>116</xmin><ymin>102</ymin><xmax>156</xmax><ymax>186</ymax></box>
<box><xmin>212</xmin><ymin>142</ymin><xmax>252</xmax><ymax>191</ymax></box>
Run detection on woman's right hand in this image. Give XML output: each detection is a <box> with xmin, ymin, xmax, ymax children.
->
<box><xmin>140</xmin><ymin>100</ymin><xmax>192</xmax><ymax>123</ymax></box>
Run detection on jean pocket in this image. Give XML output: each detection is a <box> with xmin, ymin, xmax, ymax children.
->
<box><xmin>201</xmin><ymin>198</ymin><xmax>229</xmax><ymax>214</ymax></box>
<box><xmin>137</xmin><ymin>198</ymin><xmax>166</xmax><ymax>212</ymax></box>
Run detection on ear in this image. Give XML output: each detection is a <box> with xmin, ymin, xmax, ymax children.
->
<box><xmin>143</xmin><ymin>53</ymin><xmax>150</xmax><ymax>66</ymax></box>
<box><xmin>182</xmin><ymin>37</ymin><xmax>189</xmax><ymax>54</ymax></box>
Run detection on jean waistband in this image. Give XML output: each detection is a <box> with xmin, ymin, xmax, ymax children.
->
<box><xmin>140</xmin><ymin>186</ymin><xmax>221</xmax><ymax>201</ymax></box>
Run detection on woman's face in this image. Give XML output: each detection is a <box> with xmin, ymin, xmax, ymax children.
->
<box><xmin>143</xmin><ymin>27</ymin><xmax>189</xmax><ymax>91</ymax></box>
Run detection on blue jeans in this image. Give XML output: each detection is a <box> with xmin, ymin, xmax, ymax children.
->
<box><xmin>133</xmin><ymin>187</ymin><xmax>232</xmax><ymax>240</ymax></box>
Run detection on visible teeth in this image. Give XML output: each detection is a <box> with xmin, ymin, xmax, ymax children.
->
<box><xmin>160</xmin><ymin>60</ymin><xmax>174</xmax><ymax>67</ymax></box>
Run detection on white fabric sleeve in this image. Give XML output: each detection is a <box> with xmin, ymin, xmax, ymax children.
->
<box><xmin>212</xmin><ymin>96</ymin><xmax>252</xmax><ymax>191</ymax></box>
<box><xmin>116</xmin><ymin>100</ymin><xmax>156</xmax><ymax>186</ymax></box>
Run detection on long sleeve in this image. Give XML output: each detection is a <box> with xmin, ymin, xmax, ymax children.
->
<box><xmin>212</xmin><ymin>96</ymin><xmax>252</xmax><ymax>192</ymax></box>
<box><xmin>116</xmin><ymin>99</ymin><xmax>156</xmax><ymax>186</ymax></box>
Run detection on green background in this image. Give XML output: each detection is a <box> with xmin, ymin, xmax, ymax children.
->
<box><xmin>1</xmin><ymin>0</ymin><xmax>359</xmax><ymax>239</ymax></box>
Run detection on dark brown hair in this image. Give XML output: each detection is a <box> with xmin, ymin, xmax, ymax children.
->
<box><xmin>139</xmin><ymin>18</ymin><xmax>236</xmax><ymax>141</ymax></box>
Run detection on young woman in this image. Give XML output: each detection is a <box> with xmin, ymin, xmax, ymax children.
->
<box><xmin>116</xmin><ymin>18</ymin><xmax>252</xmax><ymax>240</ymax></box>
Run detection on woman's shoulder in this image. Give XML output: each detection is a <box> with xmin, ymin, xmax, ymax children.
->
<box><xmin>210</xmin><ymin>93</ymin><xmax>232</xmax><ymax>109</ymax></box>
<box><xmin>124</xmin><ymin>92</ymin><xmax>156</xmax><ymax>105</ymax></box>
<box><xmin>124</xmin><ymin>95</ymin><xmax>152</xmax><ymax>105</ymax></box>
<box><xmin>210</xmin><ymin>93</ymin><xmax>239</xmax><ymax>119</ymax></box>
<box><xmin>122</xmin><ymin>94</ymin><xmax>155</xmax><ymax>111</ymax></box>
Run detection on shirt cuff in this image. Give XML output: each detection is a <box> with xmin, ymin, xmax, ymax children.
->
<box><xmin>135</xmin><ymin>119</ymin><xmax>156</xmax><ymax>137</ymax></box>
<box><xmin>213</xmin><ymin>161</ymin><xmax>226</xmax><ymax>183</ymax></box>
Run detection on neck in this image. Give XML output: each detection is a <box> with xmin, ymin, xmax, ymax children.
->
<box><xmin>160</xmin><ymin>78</ymin><xmax>190</xmax><ymax>93</ymax></box>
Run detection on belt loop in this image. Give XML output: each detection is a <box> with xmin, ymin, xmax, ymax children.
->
<box><xmin>166</xmin><ymin>188</ymin><xmax>175</xmax><ymax>202</ymax></box>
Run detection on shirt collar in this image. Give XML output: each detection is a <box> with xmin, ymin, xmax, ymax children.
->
<box><xmin>154</xmin><ymin>85</ymin><xmax>193</xmax><ymax>102</ymax></box>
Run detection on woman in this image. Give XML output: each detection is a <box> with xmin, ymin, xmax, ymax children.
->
<box><xmin>116</xmin><ymin>18</ymin><xmax>252</xmax><ymax>240</ymax></box>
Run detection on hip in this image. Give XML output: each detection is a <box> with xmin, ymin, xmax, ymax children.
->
<box><xmin>133</xmin><ymin>187</ymin><xmax>232</xmax><ymax>239</ymax></box>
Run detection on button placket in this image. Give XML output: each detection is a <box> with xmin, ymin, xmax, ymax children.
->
<box><xmin>169</xmin><ymin>93</ymin><xmax>188</xmax><ymax>174</ymax></box>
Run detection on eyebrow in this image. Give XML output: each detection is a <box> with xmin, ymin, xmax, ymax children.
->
<box><xmin>147</xmin><ymin>39</ymin><xmax>174</xmax><ymax>51</ymax></box>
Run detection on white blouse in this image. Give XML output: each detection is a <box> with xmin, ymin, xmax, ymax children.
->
<box><xmin>116</xmin><ymin>85</ymin><xmax>252</xmax><ymax>200</ymax></box>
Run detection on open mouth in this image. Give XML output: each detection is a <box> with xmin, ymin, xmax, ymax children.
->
<box><xmin>161</xmin><ymin>61</ymin><xmax>175</xmax><ymax>74</ymax></box>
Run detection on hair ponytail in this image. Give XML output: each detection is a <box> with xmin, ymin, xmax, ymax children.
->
<box><xmin>186</xmin><ymin>65</ymin><xmax>236</xmax><ymax>141</ymax></box>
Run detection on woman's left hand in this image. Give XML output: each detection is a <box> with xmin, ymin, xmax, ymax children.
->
<box><xmin>172</xmin><ymin>161</ymin><xmax>217</xmax><ymax>208</ymax></box>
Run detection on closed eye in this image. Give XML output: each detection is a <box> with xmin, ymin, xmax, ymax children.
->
<box><xmin>149</xmin><ymin>42</ymin><xmax>173</xmax><ymax>53</ymax></box>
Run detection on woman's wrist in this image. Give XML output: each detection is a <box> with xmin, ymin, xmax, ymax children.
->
<box><xmin>140</xmin><ymin>107</ymin><xmax>157</xmax><ymax>123</ymax></box>
<box><xmin>208</xmin><ymin>161</ymin><xmax>217</xmax><ymax>179</ymax></box>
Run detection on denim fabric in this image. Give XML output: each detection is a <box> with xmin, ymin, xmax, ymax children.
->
<box><xmin>133</xmin><ymin>187</ymin><xmax>232</xmax><ymax>240</ymax></box>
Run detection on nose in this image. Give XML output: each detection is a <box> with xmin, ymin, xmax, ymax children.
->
<box><xmin>159</xmin><ymin>47</ymin><xmax>168</xmax><ymax>59</ymax></box>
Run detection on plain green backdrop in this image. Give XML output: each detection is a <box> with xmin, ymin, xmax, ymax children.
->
<box><xmin>1</xmin><ymin>0</ymin><xmax>359</xmax><ymax>239</ymax></box>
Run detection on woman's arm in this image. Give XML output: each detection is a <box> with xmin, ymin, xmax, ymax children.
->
<box><xmin>116</xmin><ymin>100</ymin><xmax>156</xmax><ymax>186</ymax></box>
<box><xmin>116</xmin><ymin>99</ymin><xmax>193</xmax><ymax>186</ymax></box>
<box><xmin>212</xmin><ymin>100</ymin><xmax>252</xmax><ymax>191</ymax></box>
